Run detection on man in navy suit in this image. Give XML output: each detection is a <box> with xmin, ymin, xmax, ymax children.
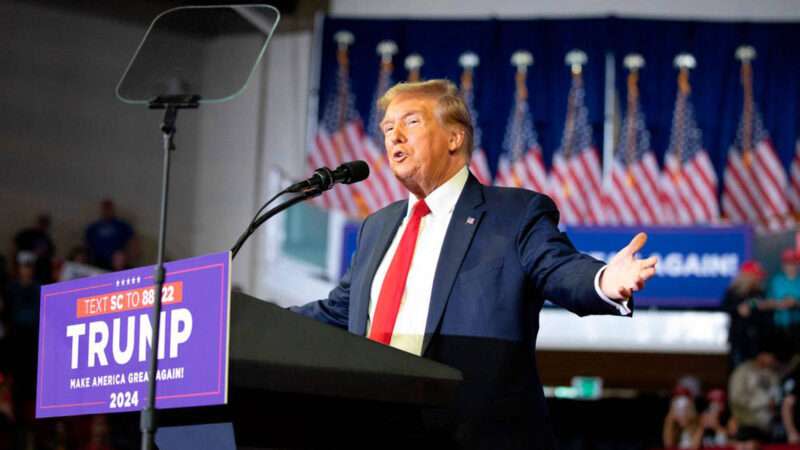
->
<box><xmin>291</xmin><ymin>79</ymin><xmax>657</xmax><ymax>448</ymax></box>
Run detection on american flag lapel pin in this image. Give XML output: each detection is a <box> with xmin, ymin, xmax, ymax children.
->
<box><xmin>466</xmin><ymin>217</ymin><xmax>476</xmax><ymax>225</ymax></box>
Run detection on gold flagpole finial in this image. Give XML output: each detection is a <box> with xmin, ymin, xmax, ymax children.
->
<box><xmin>459</xmin><ymin>51</ymin><xmax>480</xmax><ymax>90</ymax></box>
<box><xmin>565</xmin><ymin>49</ymin><xmax>587</xmax><ymax>77</ymax></box>
<box><xmin>624</xmin><ymin>54</ymin><xmax>644</xmax><ymax>102</ymax></box>
<box><xmin>376</xmin><ymin>40</ymin><xmax>397</xmax><ymax>72</ymax></box>
<box><xmin>674</xmin><ymin>53</ymin><xmax>695</xmax><ymax>95</ymax></box>
<box><xmin>511</xmin><ymin>50</ymin><xmax>533</xmax><ymax>72</ymax></box>
<box><xmin>511</xmin><ymin>50</ymin><xmax>533</xmax><ymax>101</ymax></box>
<box><xmin>404</xmin><ymin>53</ymin><xmax>424</xmax><ymax>82</ymax></box>
<box><xmin>623</xmin><ymin>53</ymin><xmax>645</xmax><ymax>71</ymax></box>
<box><xmin>736</xmin><ymin>45</ymin><xmax>756</xmax><ymax>92</ymax></box>
<box><xmin>735</xmin><ymin>45</ymin><xmax>756</xmax><ymax>63</ymax></box>
<box><xmin>334</xmin><ymin>30</ymin><xmax>355</xmax><ymax>48</ymax></box>
<box><xmin>674</xmin><ymin>53</ymin><xmax>696</xmax><ymax>70</ymax></box>
<box><xmin>334</xmin><ymin>30</ymin><xmax>355</xmax><ymax>67</ymax></box>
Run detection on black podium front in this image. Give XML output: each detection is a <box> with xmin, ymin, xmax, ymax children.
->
<box><xmin>157</xmin><ymin>292</ymin><xmax>463</xmax><ymax>448</ymax></box>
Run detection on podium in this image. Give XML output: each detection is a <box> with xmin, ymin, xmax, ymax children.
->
<box><xmin>157</xmin><ymin>292</ymin><xmax>463</xmax><ymax>448</ymax></box>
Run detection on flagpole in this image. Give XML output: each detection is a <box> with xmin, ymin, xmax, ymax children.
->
<box><xmin>602</xmin><ymin>51</ymin><xmax>616</xmax><ymax>187</ymax></box>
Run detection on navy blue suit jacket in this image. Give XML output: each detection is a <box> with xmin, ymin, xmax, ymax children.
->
<box><xmin>292</xmin><ymin>173</ymin><xmax>631</xmax><ymax>448</ymax></box>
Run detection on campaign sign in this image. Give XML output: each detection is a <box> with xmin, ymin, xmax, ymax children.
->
<box><xmin>36</xmin><ymin>251</ymin><xmax>231</xmax><ymax>418</ymax></box>
<box><xmin>566</xmin><ymin>226</ymin><xmax>751</xmax><ymax>308</ymax></box>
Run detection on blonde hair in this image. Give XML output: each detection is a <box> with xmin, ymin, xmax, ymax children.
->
<box><xmin>377</xmin><ymin>79</ymin><xmax>474</xmax><ymax>157</ymax></box>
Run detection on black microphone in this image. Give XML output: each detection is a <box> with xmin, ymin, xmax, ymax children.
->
<box><xmin>287</xmin><ymin>160</ymin><xmax>370</xmax><ymax>193</ymax></box>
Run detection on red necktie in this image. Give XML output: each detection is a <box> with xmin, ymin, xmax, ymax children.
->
<box><xmin>369</xmin><ymin>199</ymin><xmax>431</xmax><ymax>344</ymax></box>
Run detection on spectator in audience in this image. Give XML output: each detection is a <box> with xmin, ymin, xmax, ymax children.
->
<box><xmin>110</xmin><ymin>249</ymin><xmax>131</xmax><ymax>272</ymax></box>
<box><xmin>782</xmin><ymin>360</ymin><xmax>800</xmax><ymax>444</ymax></box>
<box><xmin>723</xmin><ymin>261</ymin><xmax>769</xmax><ymax>368</ymax></box>
<box><xmin>663</xmin><ymin>386</ymin><xmax>702</xmax><ymax>449</ymax></box>
<box><xmin>5</xmin><ymin>252</ymin><xmax>41</xmax><ymax>424</ymax></box>
<box><xmin>12</xmin><ymin>214</ymin><xmax>55</xmax><ymax>283</ymax></box>
<box><xmin>85</xmin><ymin>199</ymin><xmax>134</xmax><ymax>270</ymax></box>
<box><xmin>699</xmin><ymin>388</ymin><xmax>731</xmax><ymax>447</ymax></box>
<box><xmin>729</xmin><ymin>349</ymin><xmax>782</xmax><ymax>445</ymax></box>
<box><xmin>58</xmin><ymin>245</ymin><xmax>105</xmax><ymax>281</ymax></box>
<box><xmin>767</xmin><ymin>249</ymin><xmax>800</xmax><ymax>353</ymax></box>
<box><xmin>67</xmin><ymin>245</ymin><xmax>90</xmax><ymax>265</ymax></box>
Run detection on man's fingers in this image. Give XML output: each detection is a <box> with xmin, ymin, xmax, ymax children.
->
<box><xmin>623</xmin><ymin>232</ymin><xmax>648</xmax><ymax>256</ymax></box>
<box><xmin>605</xmin><ymin>241</ymin><xmax>656</xmax><ymax>299</ymax></box>
<box><xmin>615</xmin><ymin>266</ymin><xmax>655</xmax><ymax>297</ymax></box>
<box><xmin>636</xmin><ymin>259</ymin><xmax>656</xmax><ymax>271</ymax></box>
<box><xmin>640</xmin><ymin>267</ymin><xmax>657</xmax><ymax>281</ymax></box>
<box><xmin>640</xmin><ymin>255</ymin><xmax>658</xmax><ymax>268</ymax></box>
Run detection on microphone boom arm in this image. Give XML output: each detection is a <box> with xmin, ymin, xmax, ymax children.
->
<box><xmin>231</xmin><ymin>187</ymin><xmax>322</xmax><ymax>259</ymax></box>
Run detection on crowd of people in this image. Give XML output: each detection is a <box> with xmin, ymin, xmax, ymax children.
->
<box><xmin>663</xmin><ymin>250</ymin><xmax>800</xmax><ymax>450</ymax></box>
<box><xmin>0</xmin><ymin>200</ymin><xmax>137</xmax><ymax>450</ymax></box>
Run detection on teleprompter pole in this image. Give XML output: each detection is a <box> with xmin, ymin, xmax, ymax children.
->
<box><xmin>141</xmin><ymin>95</ymin><xmax>198</xmax><ymax>450</ymax></box>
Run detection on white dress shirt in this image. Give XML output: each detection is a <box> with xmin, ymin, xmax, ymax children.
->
<box><xmin>367</xmin><ymin>166</ymin><xmax>629</xmax><ymax>355</ymax></box>
<box><xmin>367</xmin><ymin>166</ymin><xmax>469</xmax><ymax>355</ymax></box>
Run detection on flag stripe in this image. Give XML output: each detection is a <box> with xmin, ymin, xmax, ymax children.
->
<box><xmin>725</xmin><ymin>151</ymin><xmax>769</xmax><ymax>226</ymax></box>
<box><xmin>470</xmin><ymin>149</ymin><xmax>492</xmax><ymax>185</ymax></box>
<box><xmin>609</xmin><ymin>169</ymin><xmax>640</xmax><ymax>224</ymax></box>
<box><xmin>343</xmin><ymin>124</ymin><xmax>383</xmax><ymax>213</ymax></box>
<box><xmin>549</xmin><ymin>158</ymin><xmax>582</xmax><ymax>224</ymax></box>
<box><xmin>577</xmin><ymin>150</ymin><xmax>606</xmax><ymax>224</ymax></box>
<box><xmin>755</xmin><ymin>141</ymin><xmax>791</xmax><ymax>219</ymax></box>
<box><xmin>315</xmin><ymin>132</ymin><xmax>349</xmax><ymax>212</ymax></box>
<box><xmin>330</xmin><ymin>130</ymin><xmax>363</xmax><ymax>216</ymax></box>
<box><xmin>685</xmin><ymin>157</ymin><xmax>716</xmax><ymax>221</ymax></box>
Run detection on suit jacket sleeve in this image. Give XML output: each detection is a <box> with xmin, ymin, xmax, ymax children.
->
<box><xmin>517</xmin><ymin>194</ymin><xmax>630</xmax><ymax>317</ymax></box>
<box><xmin>287</xmin><ymin>219</ymin><xmax>367</xmax><ymax>329</ymax></box>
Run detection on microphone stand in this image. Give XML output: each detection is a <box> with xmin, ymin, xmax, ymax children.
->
<box><xmin>141</xmin><ymin>95</ymin><xmax>199</xmax><ymax>450</ymax></box>
<box><xmin>231</xmin><ymin>160</ymin><xmax>369</xmax><ymax>259</ymax></box>
<box><xmin>231</xmin><ymin>187</ymin><xmax>323</xmax><ymax>260</ymax></box>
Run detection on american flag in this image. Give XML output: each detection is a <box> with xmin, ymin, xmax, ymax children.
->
<box><xmin>606</xmin><ymin>59</ymin><xmax>663</xmax><ymax>225</ymax></box>
<box><xmin>459</xmin><ymin>52</ymin><xmax>492</xmax><ymax>185</ymax></box>
<box><xmin>722</xmin><ymin>47</ymin><xmax>793</xmax><ymax>233</ymax></box>
<box><xmin>788</xmin><ymin>139</ymin><xmax>800</xmax><ymax>214</ymax></box>
<box><xmin>549</xmin><ymin>52</ymin><xmax>607</xmax><ymax>225</ymax></box>
<box><xmin>661</xmin><ymin>58</ymin><xmax>719</xmax><ymax>225</ymax></box>
<box><xmin>495</xmin><ymin>51</ymin><xmax>547</xmax><ymax>192</ymax></box>
<box><xmin>308</xmin><ymin>31</ymin><xmax>380</xmax><ymax>218</ymax></box>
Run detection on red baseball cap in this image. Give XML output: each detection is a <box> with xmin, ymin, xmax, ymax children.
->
<box><xmin>672</xmin><ymin>385</ymin><xmax>692</xmax><ymax>398</ymax></box>
<box><xmin>782</xmin><ymin>248</ymin><xmax>800</xmax><ymax>264</ymax></box>
<box><xmin>740</xmin><ymin>260</ymin><xmax>766</xmax><ymax>280</ymax></box>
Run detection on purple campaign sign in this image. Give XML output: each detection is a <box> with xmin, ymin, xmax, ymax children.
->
<box><xmin>36</xmin><ymin>251</ymin><xmax>231</xmax><ymax>418</ymax></box>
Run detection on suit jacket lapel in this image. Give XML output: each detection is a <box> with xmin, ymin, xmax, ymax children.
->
<box><xmin>422</xmin><ymin>174</ymin><xmax>486</xmax><ymax>355</ymax></box>
<box><xmin>351</xmin><ymin>201</ymin><xmax>406</xmax><ymax>336</ymax></box>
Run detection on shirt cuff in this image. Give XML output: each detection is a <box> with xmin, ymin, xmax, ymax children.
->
<box><xmin>594</xmin><ymin>265</ymin><xmax>631</xmax><ymax>315</ymax></box>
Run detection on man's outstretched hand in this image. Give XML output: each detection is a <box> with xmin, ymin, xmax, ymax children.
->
<box><xmin>600</xmin><ymin>232</ymin><xmax>658</xmax><ymax>301</ymax></box>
